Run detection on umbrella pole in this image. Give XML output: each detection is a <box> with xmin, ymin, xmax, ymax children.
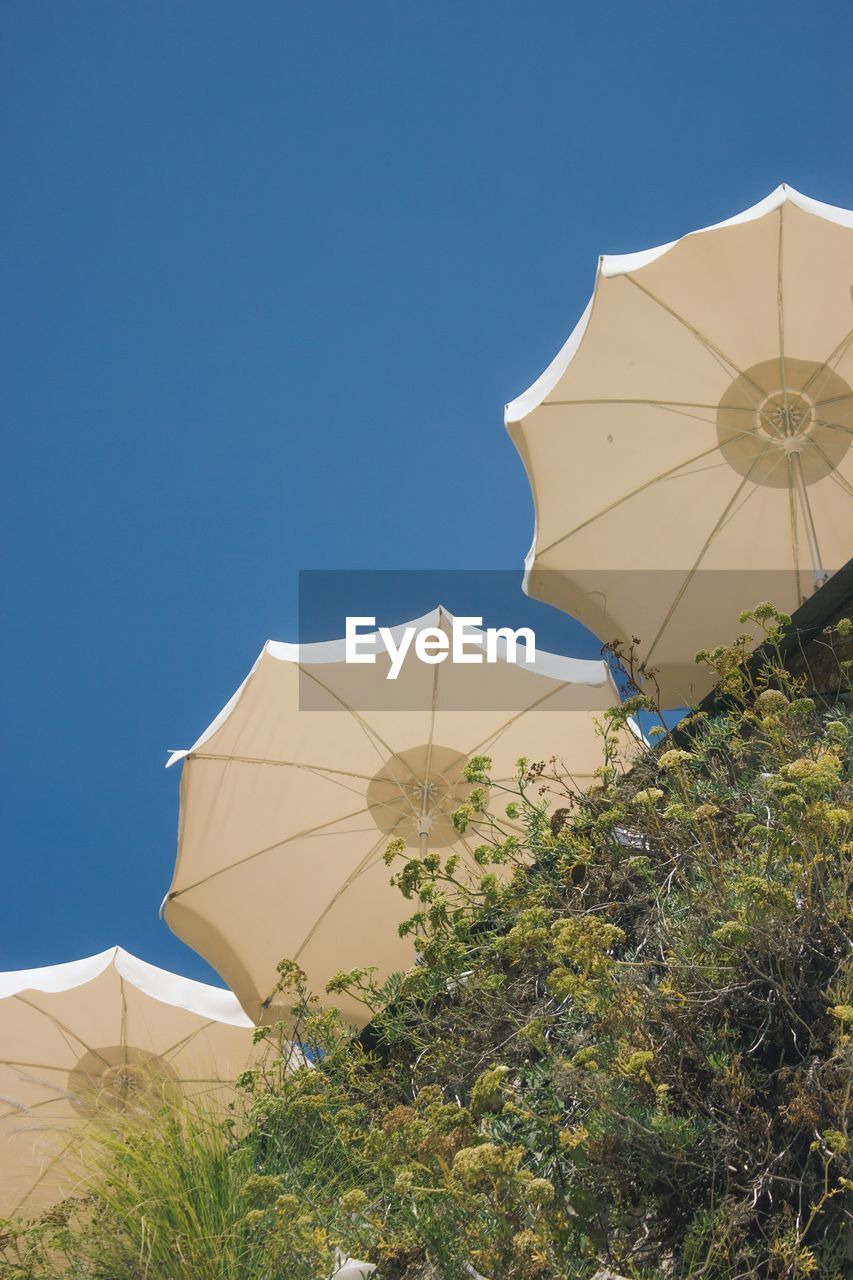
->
<box><xmin>790</xmin><ymin>448</ymin><xmax>829</xmax><ymax>592</ymax></box>
<box><xmin>417</xmin><ymin>783</ymin><xmax>432</xmax><ymax>858</ymax></box>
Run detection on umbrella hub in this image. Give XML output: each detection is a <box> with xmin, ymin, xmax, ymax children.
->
<box><xmin>366</xmin><ymin>744</ymin><xmax>475</xmax><ymax>849</ymax></box>
<box><xmin>717</xmin><ymin>357</ymin><xmax>851</xmax><ymax>489</ymax></box>
<box><xmin>760</xmin><ymin>394</ymin><xmax>809</xmax><ymax>439</ymax></box>
<box><xmin>68</xmin><ymin>1045</ymin><xmax>179</xmax><ymax>1118</ymax></box>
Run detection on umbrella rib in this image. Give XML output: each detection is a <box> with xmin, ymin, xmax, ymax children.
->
<box><xmin>657</xmin><ymin>455</ymin><xmax>742</xmax><ymax>480</ymax></box>
<box><xmin>190</xmin><ymin>753</ymin><xmax>367</xmax><ymax>775</ymax></box>
<box><xmin>777</xmin><ymin>206</ymin><xmax>791</xmax><ymax>435</ymax></box>
<box><xmin>463</xmin><ymin>680</ymin><xmax>585</xmax><ymax>761</ymax></box>
<box><xmin>775</xmin><ymin>430</ymin><xmax>804</xmax><ymax>585</ymax></box>
<box><xmin>167</xmin><ymin>804</ymin><xmax>374</xmax><ymax>899</ymax></box>
<box><xmin>800</xmin><ymin>327</ymin><xmax>853</xmax><ymax>400</ymax></box>
<box><xmin>814</xmin><ymin>393</ymin><xmax>853</xmax><ymax>410</ymax></box>
<box><xmin>193</xmin><ymin>755</ymin><xmax>380</xmax><ymax>809</ymax></box>
<box><xmin>160</xmin><ymin>1021</ymin><xmax>216</xmax><ymax>1064</ymax></box>
<box><xmin>542</xmin><ymin>397</ymin><xmax>830</xmax><ymax>420</ymax></box>
<box><xmin>119</xmin><ymin>976</ymin><xmax>128</xmax><ymax>1057</ymax></box>
<box><xmin>826</xmin><ymin>466</ymin><xmax>853</xmax><ymax>501</ymax></box>
<box><xmin>293</xmin><ymin>664</ymin><xmax>426</xmax><ymax>825</ymax></box>
<box><xmin>290</xmin><ymin>831</ymin><xmax>390</xmax><ymax>966</ymax></box>
<box><xmin>647</xmin><ymin>403</ymin><xmax>718</xmax><ymax>429</ymax></box>
<box><xmin>0</xmin><ymin>1092</ymin><xmax>76</xmax><ymax>1121</ymax></box>
<box><xmin>0</xmin><ymin>1059</ymin><xmax>81</xmax><ymax>1076</ymax></box>
<box><xmin>541</xmin><ymin>397</ymin><xmax>771</xmax><ymax>434</ymax></box>
<box><xmin>538</xmin><ymin>397</ymin><xmax>802</xmax><ymax>451</ymax></box>
<box><xmin>787</xmin><ymin>457</ymin><xmax>804</xmax><ymax>603</ymax></box>
<box><xmin>296</xmin><ymin>665</ymin><xmax>423</xmax><ymax>789</ymax></box>
<box><xmin>812</xmin><ymin>419</ymin><xmax>853</xmax><ymax>436</ymax></box>
<box><xmin>192</xmin><ymin>753</ymin><xmax>381</xmax><ymax>785</ymax></box>
<box><xmin>644</xmin><ymin>455</ymin><xmax>766</xmax><ymax>668</ymax></box>
<box><xmin>623</xmin><ymin>275</ymin><xmax>766</xmax><ymax>404</ymax></box>
<box><xmin>560</xmin><ymin>760</ymin><xmax>604</xmax><ymax>787</ymax></box>
<box><xmin>542</xmin><ymin>397</ymin><xmax>740</xmax><ymax>424</ymax></box>
<box><xmin>808</xmin><ymin>440</ymin><xmax>853</xmax><ymax>499</ymax></box>
<box><xmin>545</xmin><ymin>398</ymin><xmax>722</xmax><ymax>408</ymax></box>
<box><xmin>374</xmin><ymin>795</ymin><xmax>433</xmax><ymax>825</ymax></box>
<box><xmin>299</xmin><ymin>822</ymin><xmax>384</xmax><ymax>837</ymax></box>
<box><xmin>7</xmin><ymin>1118</ymin><xmax>95</xmax><ymax>1219</ymax></box>
<box><xmin>11</xmin><ymin>995</ymin><xmax>112</xmax><ymax>1073</ymax></box>
<box><xmin>457</xmin><ymin>832</ymin><xmax>483</xmax><ymax>867</ymax></box>
<box><xmin>536</xmin><ymin>442</ymin><xmax>725</xmax><ymax>558</ymax></box>
<box><xmin>626</xmin><ymin>278</ymin><xmax>793</xmax><ymax>429</ymax></box>
<box><xmin>189</xmin><ymin>747</ymin><xmax>376</xmax><ymax>778</ymax></box>
<box><xmin>720</xmin><ymin>461</ymin><xmax>783</xmax><ymax>533</ymax></box>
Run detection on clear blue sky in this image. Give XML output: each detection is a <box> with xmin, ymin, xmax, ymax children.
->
<box><xmin>2</xmin><ymin>1</ymin><xmax>852</xmax><ymax>985</ymax></box>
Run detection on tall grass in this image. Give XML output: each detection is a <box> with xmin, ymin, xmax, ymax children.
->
<box><xmin>2</xmin><ymin>1101</ymin><xmax>275</xmax><ymax>1280</ymax></box>
<box><xmin>77</xmin><ymin>1104</ymin><xmax>262</xmax><ymax>1280</ymax></box>
<box><xmin>3</xmin><ymin>1084</ymin><xmax>360</xmax><ymax>1280</ymax></box>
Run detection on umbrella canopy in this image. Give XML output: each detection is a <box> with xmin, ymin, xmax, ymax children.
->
<box><xmin>163</xmin><ymin>607</ymin><xmax>621</xmax><ymax>1027</ymax></box>
<box><xmin>0</xmin><ymin>946</ymin><xmax>256</xmax><ymax>1220</ymax></box>
<box><xmin>506</xmin><ymin>184</ymin><xmax>853</xmax><ymax>706</ymax></box>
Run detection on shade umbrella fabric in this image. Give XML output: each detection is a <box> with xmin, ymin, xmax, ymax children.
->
<box><xmin>505</xmin><ymin>185</ymin><xmax>853</xmax><ymax>706</ymax></box>
<box><xmin>0</xmin><ymin>946</ymin><xmax>256</xmax><ymax>1220</ymax></box>
<box><xmin>163</xmin><ymin>607</ymin><xmax>622</xmax><ymax>1028</ymax></box>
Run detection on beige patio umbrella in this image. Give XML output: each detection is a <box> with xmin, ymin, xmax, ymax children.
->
<box><xmin>506</xmin><ymin>184</ymin><xmax>853</xmax><ymax>706</ymax></box>
<box><xmin>163</xmin><ymin>607</ymin><xmax>623</xmax><ymax>1028</ymax></box>
<box><xmin>0</xmin><ymin>946</ymin><xmax>257</xmax><ymax>1221</ymax></box>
